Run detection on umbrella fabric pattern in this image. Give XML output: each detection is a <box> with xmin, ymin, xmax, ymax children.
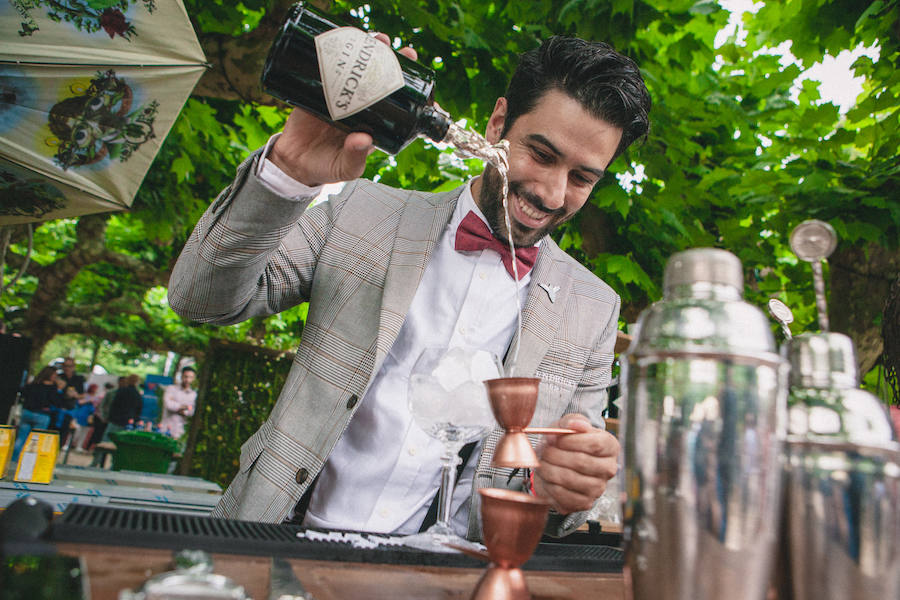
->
<box><xmin>0</xmin><ymin>0</ymin><xmax>207</xmax><ymax>225</ymax></box>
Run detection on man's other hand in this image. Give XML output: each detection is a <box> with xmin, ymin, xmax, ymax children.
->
<box><xmin>533</xmin><ymin>413</ymin><xmax>619</xmax><ymax>515</ymax></box>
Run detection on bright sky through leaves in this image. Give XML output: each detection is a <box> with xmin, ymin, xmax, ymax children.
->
<box><xmin>717</xmin><ymin>0</ymin><xmax>880</xmax><ymax>113</ymax></box>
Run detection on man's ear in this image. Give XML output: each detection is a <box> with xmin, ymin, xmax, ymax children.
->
<box><xmin>485</xmin><ymin>97</ymin><xmax>508</xmax><ymax>144</ymax></box>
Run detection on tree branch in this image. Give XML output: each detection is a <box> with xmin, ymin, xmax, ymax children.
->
<box><xmin>192</xmin><ymin>0</ymin><xmax>333</xmax><ymax>103</ymax></box>
<box><xmin>98</xmin><ymin>249</ymin><xmax>171</xmax><ymax>288</ymax></box>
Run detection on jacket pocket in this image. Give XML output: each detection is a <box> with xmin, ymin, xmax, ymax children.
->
<box><xmin>239</xmin><ymin>419</ymin><xmax>274</xmax><ymax>473</ymax></box>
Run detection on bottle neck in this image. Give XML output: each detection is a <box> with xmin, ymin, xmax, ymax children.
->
<box><xmin>419</xmin><ymin>105</ymin><xmax>452</xmax><ymax>143</ymax></box>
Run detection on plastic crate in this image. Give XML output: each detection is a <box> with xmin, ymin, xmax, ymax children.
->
<box><xmin>109</xmin><ymin>431</ymin><xmax>179</xmax><ymax>473</ymax></box>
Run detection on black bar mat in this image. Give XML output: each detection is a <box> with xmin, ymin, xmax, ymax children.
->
<box><xmin>50</xmin><ymin>504</ymin><xmax>623</xmax><ymax>573</ymax></box>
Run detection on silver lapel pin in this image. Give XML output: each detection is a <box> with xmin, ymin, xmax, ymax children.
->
<box><xmin>538</xmin><ymin>282</ymin><xmax>560</xmax><ymax>303</ymax></box>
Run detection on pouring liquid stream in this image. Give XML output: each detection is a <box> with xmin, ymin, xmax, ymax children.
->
<box><xmin>441</xmin><ymin>121</ymin><xmax>519</xmax><ymax>376</ymax></box>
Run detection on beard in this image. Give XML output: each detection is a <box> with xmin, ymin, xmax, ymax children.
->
<box><xmin>477</xmin><ymin>165</ymin><xmax>569</xmax><ymax>248</ymax></box>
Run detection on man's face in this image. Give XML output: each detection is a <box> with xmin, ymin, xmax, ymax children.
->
<box><xmin>62</xmin><ymin>360</ymin><xmax>75</xmax><ymax>375</ymax></box>
<box><xmin>181</xmin><ymin>370</ymin><xmax>196</xmax><ymax>388</ymax></box>
<box><xmin>472</xmin><ymin>89</ymin><xmax>623</xmax><ymax>247</ymax></box>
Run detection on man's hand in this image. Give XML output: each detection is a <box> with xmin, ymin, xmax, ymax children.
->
<box><xmin>269</xmin><ymin>33</ymin><xmax>418</xmax><ymax>186</ymax></box>
<box><xmin>533</xmin><ymin>413</ymin><xmax>619</xmax><ymax>515</ymax></box>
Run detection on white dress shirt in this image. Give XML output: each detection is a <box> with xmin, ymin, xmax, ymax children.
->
<box><xmin>257</xmin><ymin>140</ymin><xmax>534</xmax><ymax>535</ymax></box>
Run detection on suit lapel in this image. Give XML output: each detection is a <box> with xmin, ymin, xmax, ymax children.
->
<box><xmin>374</xmin><ymin>187</ymin><xmax>464</xmax><ymax>368</ymax></box>
<box><xmin>504</xmin><ymin>239</ymin><xmax>569</xmax><ymax>377</ymax></box>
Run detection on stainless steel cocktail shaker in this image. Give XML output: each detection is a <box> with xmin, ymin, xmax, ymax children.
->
<box><xmin>783</xmin><ymin>332</ymin><xmax>900</xmax><ymax>600</ymax></box>
<box><xmin>621</xmin><ymin>248</ymin><xmax>789</xmax><ymax>600</ymax></box>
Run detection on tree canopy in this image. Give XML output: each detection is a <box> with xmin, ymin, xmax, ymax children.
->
<box><xmin>2</xmin><ymin>0</ymin><xmax>898</xmax><ymax>401</ymax></box>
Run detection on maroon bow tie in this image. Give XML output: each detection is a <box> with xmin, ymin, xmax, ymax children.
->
<box><xmin>454</xmin><ymin>211</ymin><xmax>539</xmax><ymax>280</ymax></box>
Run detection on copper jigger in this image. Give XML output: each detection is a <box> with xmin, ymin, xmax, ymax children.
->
<box><xmin>485</xmin><ymin>377</ymin><xmax>575</xmax><ymax>468</ymax></box>
<box><xmin>471</xmin><ymin>488</ymin><xmax>550</xmax><ymax>600</ymax></box>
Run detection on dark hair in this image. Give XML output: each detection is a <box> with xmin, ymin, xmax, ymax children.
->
<box><xmin>181</xmin><ymin>366</ymin><xmax>196</xmax><ymax>374</ymax></box>
<box><xmin>503</xmin><ymin>36</ymin><xmax>651</xmax><ymax>161</ymax></box>
<box><xmin>34</xmin><ymin>366</ymin><xmax>57</xmax><ymax>384</ymax></box>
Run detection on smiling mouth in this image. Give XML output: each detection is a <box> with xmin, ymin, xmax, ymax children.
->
<box><xmin>512</xmin><ymin>193</ymin><xmax>551</xmax><ymax>227</ymax></box>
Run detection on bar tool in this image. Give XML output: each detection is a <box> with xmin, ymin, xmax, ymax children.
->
<box><xmin>789</xmin><ymin>219</ymin><xmax>836</xmax><ymax>332</ymax></box>
<box><xmin>780</xmin><ymin>221</ymin><xmax>900</xmax><ymax>600</ymax></box>
<box><xmin>484</xmin><ymin>377</ymin><xmax>574</xmax><ymax>468</ymax></box>
<box><xmin>621</xmin><ymin>247</ymin><xmax>789</xmax><ymax>600</ymax></box>
<box><xmin>118</xmin><ymin>549</ymin><xmax>248</xmax><ymax>599</ymax></box>
<box><xmin>466</xmin><ymin>488</ymin><xmax>550</xmax><ymax>600</ymax></box>
<box><xmin>767</xmin><ymin>299</ymin><xmax>794</xmax><ymax>340</ymax></box>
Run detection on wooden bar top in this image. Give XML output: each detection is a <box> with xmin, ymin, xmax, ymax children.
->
<box><xmin>57</xmin><ymin>542</ymin><xmax>626</xmax><ymax>600</ymax></box>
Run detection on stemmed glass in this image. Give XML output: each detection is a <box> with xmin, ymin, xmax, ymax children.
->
<box><xmin>401</xmin><ymin>346</ymin><xmax>502</xmax><ymax>553</ymax></box>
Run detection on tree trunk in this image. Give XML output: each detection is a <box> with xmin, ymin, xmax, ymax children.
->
<box><xmin>829</xmin><ymin>243</ymin><xmax>900</xmax><ymax>375</ymax></box>
<box><xmin>23</xmin><ymin>214</ymin><xmax>110</xmax><ymax>364</ymax></box>
<box><xmin>20</xmin><ymin>213</ymin><xmax>174</xmax><ymax>365</ymax></box>
<box><xmin>192</xmin><ymin>0</ymin><xmax>329</xmax><ymax>103</ymax></box>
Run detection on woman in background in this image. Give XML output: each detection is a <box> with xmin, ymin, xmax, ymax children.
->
<box><xmin>11</xmin><ymin>366</ymin><xmax>61</xmax><ymax>464</ymax></box>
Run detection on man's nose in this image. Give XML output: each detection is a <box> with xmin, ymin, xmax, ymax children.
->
<box><xmin>538</xmin><ymin>168</ymin><xmax>568</xmax><ymax>211</ymax></box>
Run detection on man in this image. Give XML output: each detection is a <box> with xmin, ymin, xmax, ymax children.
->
<box><xmin>86</xmin><ymin>381</ymin><xmax>117</xmax><ymax>450</ymax></box>
<box><xmin>58</xmin><ymin>358</ymin><xmax>86</xmax><ymax>399</ymax></box>
<box><xmin>160</xmin><ymin>366</ymin><xmax>197</xmax><ymax>440</ymax></box>
<box><xmin>105</xmin><ymin>374</ymin><xmax>142</xmax><ymax>436</ymax></box>
<box><xmin>169</xmin><ymin>34</ymin><xmax>650</xmax><ymax>539</ymax></box>
<box><xmin>89</xmin><ymin>377</ymin><xmax>125</xmax><ymax>467</ymax></box>
<box><xmin>54</xmin><ymin>357</ymin><xmax>85</xmax><ymax>446</ymax></box>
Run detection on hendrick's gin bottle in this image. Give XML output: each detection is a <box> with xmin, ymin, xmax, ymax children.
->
<box><xmin>262</xmin><ymin>3</ymin><xmax>452</xmax><ymax>154</ymax></box>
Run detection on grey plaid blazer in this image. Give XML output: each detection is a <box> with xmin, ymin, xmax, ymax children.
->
<box><xmin>168</xmin><ymin>150</ymin><xmax>621</xmax><ymax>539</ymax></box>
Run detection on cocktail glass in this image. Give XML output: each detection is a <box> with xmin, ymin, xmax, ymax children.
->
<box><xmin>402</xmin><ymin>346</ymin><xmax>501</xmax><ymax>553</ymax></box>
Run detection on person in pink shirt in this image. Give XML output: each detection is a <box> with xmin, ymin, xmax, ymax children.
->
<box><xmin>159</xmin><ymin>366</ymin><xmax>197</xmax><ymax>440</ymax></box>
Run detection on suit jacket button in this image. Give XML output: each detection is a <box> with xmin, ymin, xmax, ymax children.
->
<box><xmin>346</xmin><ymin>394</ymin><xmax>358</xmax><ymax>410</ymax></box>
<box><xmin>295</xmin><ymin>468</ymin><xmax>309</xmax><ymax>485</ymax></box>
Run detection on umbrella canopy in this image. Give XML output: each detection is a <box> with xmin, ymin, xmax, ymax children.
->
<box><xmin>0</xmin><ymin>0</ymin><xmax>207</xmax><ymax>225</ymax></box>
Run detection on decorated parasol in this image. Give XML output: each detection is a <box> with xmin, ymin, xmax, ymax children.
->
<box><xmin>0</xmin><ymin>0</ymin><xmax>207</xmax><ymax>225</ymax></box>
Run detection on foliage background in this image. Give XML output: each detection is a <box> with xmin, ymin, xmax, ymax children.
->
<box><xmin>2</xmin><ymin>0</ymin><xmax>898</xmax><ymax>422</ymax></box>
<box><xmin>183</xmin><ymin>341</ymin><xmax>294</xmax><ymax>485</ymax></box>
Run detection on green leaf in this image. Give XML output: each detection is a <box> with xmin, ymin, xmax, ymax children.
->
<box><xmin>170</xmin><ymin>153</ymin><xmax>194</xmax><ymax>183</ymax></box>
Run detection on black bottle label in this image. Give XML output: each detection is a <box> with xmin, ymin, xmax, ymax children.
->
<box><xmin>316</xmin><ymin>27</ymin><xmax>404</xmax><ymax>120</ymax></box>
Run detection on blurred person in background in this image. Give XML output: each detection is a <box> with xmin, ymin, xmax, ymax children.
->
<box><xmin>106</xmin><ymin>374</ymin><xmax>143</xmax><ymax>436</ymax></box>
<box><xmin>90</xmin><ymin>374</ymin><xmax>142</xmax><ymax>467</ymax></box>
<box><xmin>58</xmin><ymin>358</ymin><xmax>86</xmax><ymax>399</ymax></box>
<box><xmin>53</xmin><ymin>358</ymin><xmax>85</xmax><ymax>447</ymax></box>
<box><xmin>69</xmin><ymin>383</ymin><xmax>99</xmax><ymax>452</ymax></box>
<box><xmin>11</xmin><ymin>366</ymin><xmax>60</xmax><ymax>463</ymax></box>
<box><xmin>160</xmin><ymin>366</ymin><xmax>197</xmax><ymax>442</ymax></box>
<box><xmin>86</xmin><ymin>380</ymin><xmax>118</xmax><ymax>450</ymax></box>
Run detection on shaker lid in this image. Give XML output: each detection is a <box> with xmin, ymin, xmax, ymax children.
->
<box><xmin>787</xmin><ymin>332</ymin><xmax>858</xmax><ymax>389</ymax></box>
<box><xmin>786</xmin><ymin>334</ymin><xmax>896</xmax><ymax>445</ymax></box>
<box><xmin>663</xmin><ymin>248</ymin><xmax>743</xmax><ymax>298</ymax></box>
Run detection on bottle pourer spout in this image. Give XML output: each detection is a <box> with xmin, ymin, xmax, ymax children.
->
<box><xmin>767</xmin><ymin>298</ymin><xmax>794</xmax><ymax>340</ymax></box>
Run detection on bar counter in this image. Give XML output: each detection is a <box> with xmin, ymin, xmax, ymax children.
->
<box><xmin>56</xmin><ymin>543</ymin><xmax>625</xmax><ymax>599</ymax></box>
<box><xmin>6</xmin><ymin>503</ymin><xmax>626</xmax><ymax>599</ymax></box>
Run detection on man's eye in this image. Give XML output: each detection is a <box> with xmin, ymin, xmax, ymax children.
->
<box><xmin>531</xmin><ymin>147</ymin><xmax>552</xmax><ymax>162</ymax></box>
<box><xmin>571</xmin><ymin>172</ymin><xmax>591</xmax><ymax>185</ymax></box>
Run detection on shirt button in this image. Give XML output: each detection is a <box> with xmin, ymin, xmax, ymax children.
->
<box><xmin>479</xmin><ymin>271</ymin><xmax>487</xmax><ymax>280</ymax></box>
<box><xmin>378</xmin><ymin>508</ymin><xmax>390</xmax><ymax>518</ymax></box>
<box><xmin>346</xmin><ymin>394</ymin><xmax>358</xmax><ymax>410</ymax></box>
<box><xmin>408</xmin><ymin>446</ymin><xmax>417</xmax><ymax>456</ymax></box>
<box><xmin>458</xmin><ymin>326</ymin><xmax>467</xmax><ymax>336</ymax></box>
<box><xmin>295</xmin><ymin>468</ymin><xmax>309</xmax><ymax>485</ymax></box>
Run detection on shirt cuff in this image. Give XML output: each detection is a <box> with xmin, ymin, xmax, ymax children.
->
<box><xmin>255</xmin><ymin>132</ymin><xmax>325</xmax><ymax>201</ymax></box>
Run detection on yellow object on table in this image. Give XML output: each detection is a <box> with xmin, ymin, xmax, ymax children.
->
<box><xmin>14</xmin><ymin>429</ymin><xmax>59</xmax><ymax>484</ymax></box>
<box><xmin>0</xmin><ymin>424</ymin><xmax>14</xmax><ymax>477</ymax></box>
